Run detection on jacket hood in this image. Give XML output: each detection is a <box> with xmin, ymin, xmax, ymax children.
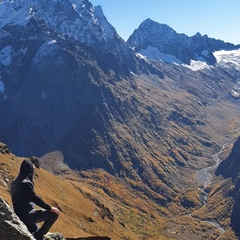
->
<box><xmin>20</xmin><ymin>160</ymin><xmax>34</xmax><ymax>178</ymax></box>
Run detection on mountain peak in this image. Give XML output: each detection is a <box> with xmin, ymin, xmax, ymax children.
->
<box><xmin>194</xmin><ymin>32</ymin><xmax>202</xmax><ymax>38</ymax></box>
<box><xmin>138</xmin><ymin>18</ymin><xmax>177</xmax><ymax>37</ymax></box>
<box><xmin>0</xmin><ymin>0</ymin><xmax>128</xmax><ymax>53</ymax></box>
<box><xmin>128</xmin><ymin>18</ymin><xmax>239</xmax><ymax>65</ymax></box>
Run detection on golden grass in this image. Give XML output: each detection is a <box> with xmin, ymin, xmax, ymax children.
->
<box><xmin>0</xmin><ymin>150</ymin><xmax>170</xmax><ymax>239</ymax></box>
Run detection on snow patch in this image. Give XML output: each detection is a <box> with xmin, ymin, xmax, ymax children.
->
<box><xmin>184</xmin><ymin>49</ymin><xmax>240</xmax><ymax>72</ymax></box>
<box><xmin>183</xmin><ymin>60</ymin><xmax>211</xmax><ymax>71</ymax></box>
<box><xmin>214</xmin><ymin>49</ymin><xmax>240</xmax><ymax>99</ymax></box>
<box><xmin>231</xmin><ymin>89</ymin><xmax>240</xmax><ymax>98</ymax></box>
<box><xmin>214</xmin><ymin>49</ymin><xmax>240</xmax><ymax>70</ymax></box>
<box><xmin>72</xmin><ymin>3</ymin><xmax>77</xmax><ymax>10</ymax></box>
<box><xmin>130</xmin><ymin>71</ymin><xmax>138</xmax><ymax>77</ymax></box>
<box><xmin>0</xmin><ymin>45</ymin><xmax>12</xmax><ymax>66</ymax></box>
<box><xmin>48</xmin><ymin>40</ymin><xmax>57</xmax><ymax>44</ymax></box>
<box><xmin>139</xmin><ymin>46</ymin><xmax>183</xmax><ymax>64</ymax></box>
<box><xmin>135</xmin><ymin>53</ymin><xmax>150</xmax><ymax>64</ymax></box>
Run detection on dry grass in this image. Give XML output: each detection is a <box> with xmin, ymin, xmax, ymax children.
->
<box><xmin>1</xmin><ymin>146</ymin><xmax>239</xmax><ymax>239</ymax></box>
<box><xmin>0</xmin><ymin>150</ymin><xmax>171</xmax><ymax>239</ymax></box>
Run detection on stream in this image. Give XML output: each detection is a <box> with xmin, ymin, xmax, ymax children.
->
<box><xmin>196</xmin><ymin>141</ymin><xmax>234</xmax><ymax>235</ymax></box>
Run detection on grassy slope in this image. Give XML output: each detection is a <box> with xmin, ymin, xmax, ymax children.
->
<box><xmin>0</xmin><ymin>137</ymin><xmax>238</xmax><ymax>240</ymax></box>
<box><xmin>0</xmin><ymin>148</ymin><xmax>170</xmax><ymax>240</ymax></box>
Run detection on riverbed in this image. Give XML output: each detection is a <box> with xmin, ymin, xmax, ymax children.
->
<box><xmin>195</xmin><ymin>141</ymin><xmax>234</xmax><ymax>235</ymax></box>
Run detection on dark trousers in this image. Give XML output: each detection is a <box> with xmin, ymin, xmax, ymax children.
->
<box><xmin>21</xmin><ymin>209</ymin><xmax>58</xmax><ymax>236</ymax></box>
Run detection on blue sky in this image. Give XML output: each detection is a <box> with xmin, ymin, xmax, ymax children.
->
<box><xmin>90</xmin><ymin>0</ymin><xmax>240</xmax><ymax>44</ymax></box>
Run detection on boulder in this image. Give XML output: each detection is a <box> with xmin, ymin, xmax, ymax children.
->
<box><xmin>0</xmin><ymin>196</ymin><xmax>35</xmax><ymax>240</ymax></box>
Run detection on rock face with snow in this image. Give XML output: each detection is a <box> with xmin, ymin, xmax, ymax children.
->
<box><xmin>0</xmin><ymin>0</ymin><xmax>134</xmax><ymax>68</ymax></box>
<box><xmin>214</xmin><ymin>49</ymin><xmax>240</xmax><ymax>98</ymax></box>
<box><xmin>127</xmin><ymin>18</ymin><xmax>240</xmax><ymax>65</ymax></box>
<box><xmin>0</xmin><ymin>0</ymin><xmax>113</xmax><ymax>48</ymax></box>
<box><xmin>0</xmin><ymin>0</ymin><xmax>137</xmax><ymax>169</ymax></box>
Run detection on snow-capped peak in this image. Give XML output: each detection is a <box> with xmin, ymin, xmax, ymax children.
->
<box><xmin>0</xmin><ymin>0</ymin><xmax>122</xmax><ymax>51</ymax></box>
<box><xmin>128</xmin><ymin>18</ymin><xmax>239</xmax><ymax>65</ymax></box>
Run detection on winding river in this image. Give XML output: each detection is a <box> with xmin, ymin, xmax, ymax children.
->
<box><xmin>196</xmin><ymin>141</ymin><xmax>235</xmax><ymax>236</ymax></box>
<box><xmin>168</xmin><ymin>127</ymin><xmax>240</xmax><ymax>238</ymax></box>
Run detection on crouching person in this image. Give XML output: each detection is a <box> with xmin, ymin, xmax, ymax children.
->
<box><xmin>11</xmin><ymin>160</ymin><xmax>59</xmax><ymax>240</ymax></box>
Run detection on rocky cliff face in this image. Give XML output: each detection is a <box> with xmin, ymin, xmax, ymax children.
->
<box><xmin>127</xmin><ymin>18</ymin><xmax>239</xmax><ymax>64</ymax></box>
<box><xmin>0</xmin><ymin>0</ymin><xmax>135</xmax><ymax>71</ymax></box>
<box><xmin>216</xmin><ymin>136</ymin><xmax>240</xmax><ymax>180</ymax></box>
<box><xmin>0</xmin><ymin>0</ymin><xmax>135</xmax><ymax>166</ymax></box>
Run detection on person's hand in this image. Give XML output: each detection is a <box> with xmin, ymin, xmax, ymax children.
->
<box><xmin>50</xmin><ymin>207</ymin><xmax>60</xmax><ymax>215</ymax></box>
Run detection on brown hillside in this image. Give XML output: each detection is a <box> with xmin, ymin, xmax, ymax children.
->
<box><xmin>0</xmin><ymin>144</ymin><xmax>170</xmax><ymax>240</ymax></box>
<box><xmin>1</xmin><ymin>140</ymin><xmax>239</xmax><ymax>240</ymax></box>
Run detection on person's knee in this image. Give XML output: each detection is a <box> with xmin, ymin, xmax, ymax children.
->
<box><xmin>51</xmin><ymin>211</ymin><xmax>59</xmax><ymax>220</ymax></box>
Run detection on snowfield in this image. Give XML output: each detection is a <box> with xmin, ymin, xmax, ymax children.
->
<box><xmin>214</xmin><ymin>49</ymin><xmax>240</xmax><ymax>71</ymax></box>
<box><xmin>184</xmin><ymin>49</ymin><xmax>240</xmax><ymax>71</ymax></box>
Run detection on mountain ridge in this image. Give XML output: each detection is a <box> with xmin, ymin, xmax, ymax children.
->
<box><xmin>127</xmin><ymin>18</ymin><xmax>240</xmax><ymax>65</ymax></box>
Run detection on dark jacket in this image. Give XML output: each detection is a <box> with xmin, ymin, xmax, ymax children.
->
<box><xmin>11</xmin><ymin>160</ymin><xmax>51</xmax><ymax>218</ymax></box>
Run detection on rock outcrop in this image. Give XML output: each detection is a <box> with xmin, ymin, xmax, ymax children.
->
<box><xmin>0</xmin><ymin>196</ymin><xmax>35</xmax><ymax>240</ymax></box>
<box><xmin>216</xmin><ymin>136</ymin><xmax>240</xmax><ymax>180</ymax></box>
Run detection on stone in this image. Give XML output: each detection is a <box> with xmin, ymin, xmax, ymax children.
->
<box><xmin>0</xmin><ymin>196</ymin><xmax>35</xmax><ymax>240</ymax></box>
<box><xmin>45</xmin><ymin>232</ymin><xmax>65</xmax><ymax>240</ymax></box>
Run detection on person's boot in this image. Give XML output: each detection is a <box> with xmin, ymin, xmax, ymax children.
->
<box><xmin>33</xmin><ymin>231</ymin><xmax>44</xmax><ymax>240</ymax></box>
